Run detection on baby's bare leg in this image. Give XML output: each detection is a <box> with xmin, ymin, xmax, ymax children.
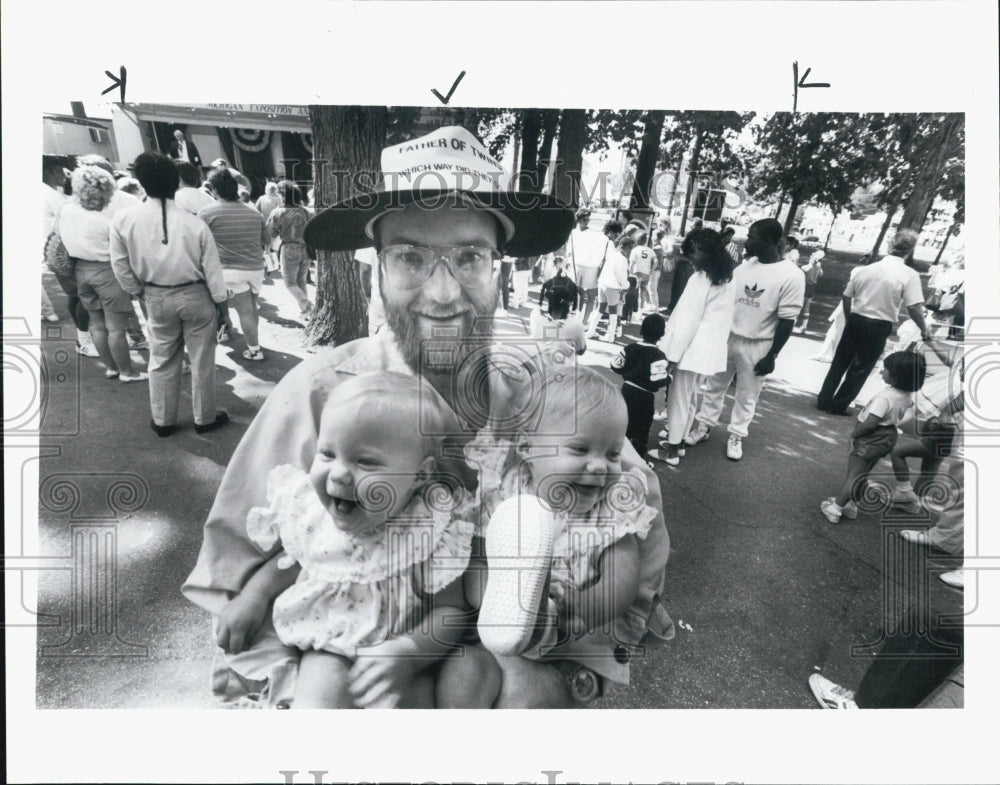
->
<box><xmin>294</xmin><ymin>650</ymin><xmax>354</xmax><ymax>709</ymax></box>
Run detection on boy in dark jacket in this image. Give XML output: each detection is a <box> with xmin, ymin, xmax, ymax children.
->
<box><xmin>539</xmin><ymin>256</ymin><xmax>579</xmax><ymax>320</ymax></box>
<box><xmin>611</xmin><ymin>313</ymin><xmax>670</xmax><ymax>461</ymax></box>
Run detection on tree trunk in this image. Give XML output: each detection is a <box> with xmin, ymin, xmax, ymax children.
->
<box><xmin>934</xmin><ymin>223</ymin><xmax>956</xmax><ymax>264</ymax></box>
<box><xmin>783</xmin><ymin>193</ymin><xmax>801</xmax><ymax>235</ymax></box>
<box><xmin>775</xmin><ymin>188</ymin><xmax>787</xmax><ymax>219</ymax></box>
<box><xmin>870</xmin><ymin>187</ymin><xmax>904</xmax><ymax>260</ymax></box>
<box><xmin>665</xmin><ymin>155</ymin><xmax>683</xmax><ymax>220</ymax></box>
<box><xmin>552</xmin><ymin>109</ymin><xmax>587</xmax><ymax>208</ymax></box>
<box><xmin>510</xmin><ymin>132</ymin><xmax>521</xmax><ymax>191</ymax></box>
<box><xmin>679</xmin><ymin>126</ymin><xmax>704</xmax><ymax>236</ymax></box>
<box><xmin>824</xmin><ymin>213</ymin><xmax>836</xmax><ymax>251</ymax></box>
<box><xmin>536</xmin><ymin>110</ymin><xmax>558</xmax><ymax>192</ymax></box>
<box><xmin>306</xmin><ymin>105</ymin><xmax>388</xmax><ymax>347</ymax></box>
<box><xmin>897</xmin><ymin>114</ymin><xmax>963</xmax><ymax>235</ymax></box>
<box><xmin>517</xmin><ymin>109</ymin><xmax>541</xmax><ymax>191</ymax></box>
<box><xmin>630</xmin><ymin>110</ymin><xmax>666</xmax><ymax>210</ymax></box>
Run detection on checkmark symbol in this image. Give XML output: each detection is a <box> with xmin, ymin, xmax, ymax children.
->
<box><xmin>431</xmin><ymin>71</ymin><xmax>466</xmax><ymax>105</ymax></box>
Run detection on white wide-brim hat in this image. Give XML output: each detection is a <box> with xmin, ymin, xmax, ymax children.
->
<box><xmin>304</xmin><ymin>126</ymin><xmax>574</xmax><ymax>257</ymax></box>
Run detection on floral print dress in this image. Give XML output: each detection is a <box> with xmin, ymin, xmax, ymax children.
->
<box><xmin>247</xmin><ymin>464</ymin><xmax>475</xmax><ymax>658</ymax></box>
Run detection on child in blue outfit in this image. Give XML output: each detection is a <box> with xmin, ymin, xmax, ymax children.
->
<box><xmin>821</xmin><ymin>352</ymin><xmax>927</xmax><ymax>523</ymax></box>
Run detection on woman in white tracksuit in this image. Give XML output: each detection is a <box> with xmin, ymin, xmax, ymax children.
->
<box><xmin>656</xmin><ymin>230</ymin><xmax>735</xmax><ymax>464</ymax></box>
<box><xmin>588</xmin><ymin>237</ymin><xmax>632</xmax><ymax>339</ymax></box>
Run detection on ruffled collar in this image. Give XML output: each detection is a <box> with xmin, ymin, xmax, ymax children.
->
<box><xmin>463</xmin><ymin>428</ymin><xmax>656</xmax><ymax>549</ymax></box>
<box><xmin>276</xmin><ymin>469</ymin><xmax>475</xmax><ymax>584</ymax></box>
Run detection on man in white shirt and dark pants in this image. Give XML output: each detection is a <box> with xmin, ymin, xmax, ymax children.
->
<box><xmin>817</xmin><ymin>229</ymin><xmax>930</xmax><ymax>415</ymax></box>
<box><xmin>566</xmin><ymin>208</ymin><xmax>611</xmax><ymax>325</ymax></box>
<box><xmin>685</xmin><ymin>218</ymin><xmax>805</xmax><ymax>461</ymax></box>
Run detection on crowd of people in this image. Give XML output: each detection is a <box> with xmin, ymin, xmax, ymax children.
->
<box><xmin>42</xmin><ymin>150</ymin><xmax>322</xmax><ymax>436</ymax></box>
<box><xmin>40</xmin><ymin>122</ymin><xmax>965</xmax><ymax>710</ymax></box>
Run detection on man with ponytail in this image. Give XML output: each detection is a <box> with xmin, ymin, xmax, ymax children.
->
<box><xmin>110</xmin><ymin>152</ymin><xmax>230</xmax><ymax>437</ymax></box>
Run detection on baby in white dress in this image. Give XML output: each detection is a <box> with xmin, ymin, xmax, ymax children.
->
<box><xmin>216</xmin><ymin>371</ymin><xmax>475</xmax><ymax>708</ymax></box>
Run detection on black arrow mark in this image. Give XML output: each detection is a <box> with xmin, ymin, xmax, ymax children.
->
<box><xmin>792</xmin><ymin>61</ymin><xmax>830</xmax><ymax>112</ymax></box>
<box><xmin>101</xmin><ymin>66</ymin><xmax>127</xmax><ymax>103</ymax></box>
<box><xmin>430</xmin><ymin>71</ymin><xmax>466</xmax><ymax>105</ymax></box>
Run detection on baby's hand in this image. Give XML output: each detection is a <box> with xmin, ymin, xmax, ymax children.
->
<box><xmin>348</xmin><ymin>639</ymin><xmax>418</xmax><ymax>708</ymax></box>
<box><xmin>215</xmin><ymin>591</ymin><xmax>270</xmax><ymax>655</ymax></box>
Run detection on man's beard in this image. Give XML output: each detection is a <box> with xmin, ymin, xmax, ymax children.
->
<box><xmin>384</xmin><ymin>285</ymin><xmax>498</xmax><ymax>378</ymax></box>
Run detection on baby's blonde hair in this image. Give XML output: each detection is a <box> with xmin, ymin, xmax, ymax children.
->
<box><xmin>517</xmin><ymin>365</ymin><xmax>627</xmax><ymax>439</ymax></box>
<box><xmin>323</xmin><ymin>370</ymin><xmax>463</xmax><ymax>466</ymax></box>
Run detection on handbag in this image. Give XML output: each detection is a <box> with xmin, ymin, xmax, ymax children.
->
<box><xmin>44</xmin><ymin>231</ymin><xmax>74</xmax><ymax>278</ymax></box>
<box><xmin>924</xmin><ymin>288</ymin><xmax>944</xmax><ymax>312</ymax></box>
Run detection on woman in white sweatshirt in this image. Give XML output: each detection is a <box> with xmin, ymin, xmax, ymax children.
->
<box><xmin>588</xmin><ymin>236</ymin><xmax>632</xmax><ymax>340</ymax></box>
<box><xmin>655</xmin><ymin>229</ymin><xmax>735</xmax><ymax>465</ymax></box>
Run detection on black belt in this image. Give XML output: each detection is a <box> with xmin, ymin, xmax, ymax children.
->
<box><xmin>143</xmin><ymin>280</ymin><xmax>203</xmax><ymax>288</ymax></box>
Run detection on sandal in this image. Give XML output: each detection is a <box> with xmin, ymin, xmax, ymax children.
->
<box><xmin>243</xmin><ymin>348</ymin><xmax>264</xmax><ymax>361</ymax></box>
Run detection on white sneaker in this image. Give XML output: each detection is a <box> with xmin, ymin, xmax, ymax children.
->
<box><xmin>726</xmin><ymin>434</ymin><xmax>743</xmax><ymax>461</ymax></box>
<box><xmin>820</xmin><ymin>498</ymin><xmax>843</xmax><ymax>523</ymax></box>
<box><xmin>684</xmin><ymin>423</ymin><xmax>710</xmax><ymax>446</ymax></box>
<box><xmin>939</xmin><ymin>569</ymin><xmax>964</xmax><ymax>589</ymax></box>
<box><xmin>891</xmin><ymin>488</ymin><xmax>921</xmax><ymax>514</ymax></box>
<box><xmin>808</xmin><ymin>674</ymin><xmax>858</xmax><ymax>709</ymax></box>
<box><xmin>655</xmin><ymin>440</ymin><xmax>681</xmax><ymax>466</ymax></box>
<box><xmin>900</xmin><ymin>529</ymin><xmax>931</xmax><ymax>546</ymax></box>
<box><xmin>76</xmin><ymin>339</ymin><xmax>99</xmax><ymax>358</ymax></box>
<box><xmin>44</xmin><ymin>313</ymin><xmax>60</xmax><ymax>323</ymax></box>
<box><xmin>477</xmin><ymin>494</ymin><xmax>555</xmax><ymax>656</ymax></box>
<box><xmin>652</xmin><ymin>410</ymin><xmax>668</xmax><ymax>422</ymax></box>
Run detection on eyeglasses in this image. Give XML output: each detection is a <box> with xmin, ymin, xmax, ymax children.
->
<box><xmin>379</xmin><ymin>244</ymin><xmax>500</xmax><ymax>291</ymax></box>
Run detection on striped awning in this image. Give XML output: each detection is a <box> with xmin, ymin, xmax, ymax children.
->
<box><xmin>125</xmin><ymin>103</ymin><xmax>311</xmax><ymax>132</ymax></box>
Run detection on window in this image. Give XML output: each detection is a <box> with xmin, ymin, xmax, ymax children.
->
<box><xmin>88</xmin><ymin>127</ymin><xmax>109</xmax><ymax>144</ymax></box>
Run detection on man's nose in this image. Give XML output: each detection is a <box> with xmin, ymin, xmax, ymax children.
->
<box><xmin>421</xmin><ymin>258</ymin><xmax>463</xmax><ymax>304</ymax></box>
